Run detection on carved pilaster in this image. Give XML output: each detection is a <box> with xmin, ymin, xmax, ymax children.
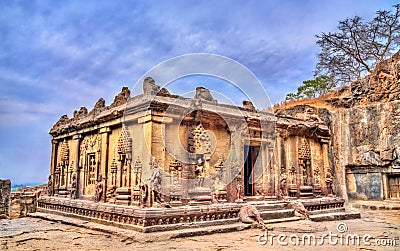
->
<box><xmin>99</xmin><ymin>127</ymin><xmax>111</xmax><ymax>202</ymax></box>
<box><xmin>321</xmin><ymin>140</ymin><xmax>330</xmax><ymax>194</ymax></box>
<box><xmin>50</xmin><ymin>139</ymin><xmax>58</xmax><ymax>196</ymax></box>
<box><xmin>72</xmin><ymin>134</ymin><xmax>81</xmax><ymax>198</ymax></box>
<box><xmin>100</xmin><ymin>127</ymin><xmax>111</xmax><ymax>202</ymax></box>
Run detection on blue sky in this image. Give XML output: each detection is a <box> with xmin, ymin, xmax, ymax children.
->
<box><xmin>0</xmin><ymin>0</ymin><xmax>397</xmax><ymax>184</ymax></box>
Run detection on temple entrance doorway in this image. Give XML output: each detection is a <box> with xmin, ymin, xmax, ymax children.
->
<box><xmin>388</xmin><ymin>174</ymin><xmax>400</xmax><ymax>199</ymax></box>
<box><xmin>244</xmin><ymin>145</ymin><xmax>260</xmax><ymax>196</ymax></box>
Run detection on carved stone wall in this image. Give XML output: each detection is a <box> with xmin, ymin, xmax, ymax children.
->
<box><xmin>331</xmin><ymin>100</ymin><xmax>400</xmax><ymax>200</ymax></box>
<box><xmin>0</xmin><ymin>179</ymin><xmax>11</xmax><ymax>218</ymax></box>
<box><xmin>47</xmin><ymin>80</ymin><xmax>330</xmax><ymax>207</ymax></box>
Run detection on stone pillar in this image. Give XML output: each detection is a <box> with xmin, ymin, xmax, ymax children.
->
<box><xmin>72</xmin><ymin>134</ymin><xmax>81</xmax><ymax>198</ymax></box>
<box><xmin>382</xmin><ymin>172</ymin><xmax>389</xmax><ymax>200</ymax></box>
<box><xmin>50</xmin><ymin>139</ymin><xmax>58</xmax><ymax>175</ymax></box>
<box><xmin>229</xmin><ymin>123</ymin><xmax>245</xmax><ymax>201</ymax></box>
<box><xmin>138</xmin><ymin>113</ymin><xmax>153</xmax><ymax>180</ymax></box>
<box><xmin>321</xmin><ymin>139</ymin><xmax>330</xmax><ymax>194</ymax></box>
<box><xmin>100</xmin><ymin>127</ymin><xmax>111</xmax><ymax>202</ymax></box>
<box><xmin>50</xmin><ymin>139</ymin><xmax>58</xmax><ymax>194</ymax></box>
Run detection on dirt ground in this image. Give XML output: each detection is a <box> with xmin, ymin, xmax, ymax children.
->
<box><xmin>1</xmin><ymin>208</ymin><xmax>399</xmax><ymax>251</ymax></box>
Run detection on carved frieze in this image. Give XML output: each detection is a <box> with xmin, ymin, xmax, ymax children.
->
<box><xmin>188</xmin><ymin>124</ymin><xmax>213</xmax><ymax>156</ymax></box>
<box><xmin>80</xmin><ymin>135</ymin><xmax>101</xmax><ymax>155</ymax></box>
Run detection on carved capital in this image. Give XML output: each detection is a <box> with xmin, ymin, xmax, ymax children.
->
<box><xmin>99</xmin><ymin>127</ymin><xmax>111</xmax><ymax>134</ymax></box>
<box><xmin>72</xmin><ymin>134</ymin><xmax>82</xmax><ymax>140</ymax></box>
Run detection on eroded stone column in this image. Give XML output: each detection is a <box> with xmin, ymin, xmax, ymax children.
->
<box><xmin>321</xmin><ymin>139</ymin><xmax>330</xmax><ymax>194</ymax></box>
<box><xmin>100</xmin><ymin>127</ymin><xmax>111</xmax><ymax>202</ymax></box>
<box><xmin>382</xmin><ymin>172</ymin><xmax>389</xmax><ymax>200</ymax></box>
<box><xmin>72</xmin><ymin>134</ymin><xmax>81</xmax><ymax>198</ymax></box>
<box><xmin>50</xmin><ymin>139</ymin><xmax>58</xmax><ymax>195</ymax></box>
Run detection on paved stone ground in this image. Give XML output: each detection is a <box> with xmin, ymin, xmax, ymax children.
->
<box><xmin>1</xmin><ymin>208</ymin><xmax>399</xmax><ymax>251</ymax></box>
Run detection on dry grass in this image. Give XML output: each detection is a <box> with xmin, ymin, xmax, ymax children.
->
<box><xmin>273</xmin><ymin>87</ymin><xmax>350</xmax><ymax>111</ymax></box>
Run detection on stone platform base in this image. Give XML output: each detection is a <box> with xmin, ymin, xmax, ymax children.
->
<box><xmin>36</xmin><ymin>196</ymin><xmax>359</xmax><ymax>233</ymax></box>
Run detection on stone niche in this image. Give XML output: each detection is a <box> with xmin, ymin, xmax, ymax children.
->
<box><xmin>0</xmin><ymin>179</ymin><xmax>11</xmax><ymax>218</ymax></box>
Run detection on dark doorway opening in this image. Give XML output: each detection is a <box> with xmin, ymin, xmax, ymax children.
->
<box><xmin>244</xmin><ymin>145</ymin><xmax>260</xmax><ymax>196</ymax></box>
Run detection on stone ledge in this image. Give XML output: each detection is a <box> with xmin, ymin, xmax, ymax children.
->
<box><xmin>28</xmin><ymin>212</ymin><xmax>251</xmax><ymax>240</ymax></box>
<box><xmin>309</xmin><ymin>211</ymin><xmax>361</xmax><ymax>222</ymax></box>
<box><xmin>349</xmin><ymin>200</ymin><xmax>400</xmax><ymax>210</ymax></box>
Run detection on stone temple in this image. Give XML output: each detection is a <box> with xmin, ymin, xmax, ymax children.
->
<box><xmin>37</xmin><ymin>50</ymin><xmax>400</xmax><ymax>230</ymax></box>
<box><xmin>37</xmin><ymin>73</ymin><xmax>365</xmax><ymax>232</ymax></box>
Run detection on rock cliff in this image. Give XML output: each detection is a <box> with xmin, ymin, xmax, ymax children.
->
<box><xmin>278</xmin><ymin>50</ymin><xmax>400</xmax><ymax>200</ymax></box>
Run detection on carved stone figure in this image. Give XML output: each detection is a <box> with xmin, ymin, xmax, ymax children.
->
<box><xmin>194</xmin><ymin>86</ymin><xmax>217</xmax><ymax>103</ymax></box>
<box><xmin>238</xmin><ymin>204</ymin><xmax>265</xmax><ymax>229</ymax></box>
<box><xmin>53</xmin><ymin>115</ymin><xmax>69</xmax><ymax>128</ymax></box>
<box><xmin>90</xmin><ymin>98</ymin><xmax>106</xmax><ymax>114</ymax></box>
<box><xmin>279</xmin><ymin>173</ymin><xmax>287</xmax><ymax>197</ymax></box>
<box><xmin>150</xmin><ymin>158</ymin><xmax>163</xmax><ymax>203</ymax></box>
<box><xmin>289</xmin><ymin>201</ymin><xmax>310</xmax><ymax>220</ymax></box>
<box><xmin>47</xmin><ymin>175</ymin><xmax>53</xmax><ymax>196</ymax></box>
<box><xmin>140</xmin><ymin>182</ymin><xmax>148</xmax><ymax>207</ymax></box>
<box><xmin>70</xmin><ymin>172</ymin><xmax>77</xmax><ymax>199</ymax></box>
<box><xmin>325</xmin><ymin>168</ymin><xmax>334</xmax><ymax>196</ymax></box>
<box><xmin>296</xmin><ymin>107</ymin><xmax>323</xmax><ymax>123</ymax></box>
<box><xmin>143</xmin><ymin>77</ymin><xmax>161</xmax><ymax>95</ymax></box>
<box><xmin>236</xmin><ymin>182</ymin><xmax>243</xmax><ymax>202</ymax></box>
<box><xmin>195</xmin><ymin>157</ymin><xmax>205</xmax><ymax>187</ymax></box>
<box><xmin>111</xmin><ymin>87</ymin><xmax>130</xmax><ymax>107</ymax></box>
<box><xmin>94</xmin><ymin>174</ymin><xmax>103</xmax><ymax>202</ymax></box>
<box><xmin>73</xmin><ymin>107</ymin><xmax>88</xmax><ymax>119</ymax></box>
<box><xmin>242</xmin><ymin>100</ymin><xmax>256</xmax><ymax>110</ymax></box>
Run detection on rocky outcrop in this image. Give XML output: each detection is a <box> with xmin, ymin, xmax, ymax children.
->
<box><xmin>330</xmin><ymin>101</ymin><xmax>400</xmax><ymax>199</ymax></box>
<box><xmin>0</xmin><ymin>179</ymin><xmax>11</xmax><ymax>219</ymax></box>
<box><xmin>325</xmin><ymin>52</ymin><xmax>400</xmax><ymax>200</ymax></box>
<box><xmin>9</xmin><ymin>184</ymin><xmax>46</xmax><ymax>219</ymax></box>
<box><xmin>275</xmin><ymin>105</ymin><xmax>330</xmax><ymax>139</ymax></box>
<box><xmin>277</xmin><ymin>51</ymin><xmax>400</xmax><ymax>201</ymax></box>
<box><xmin>326</xmin><ymin>50</ymin><xmax>400</xmax><ymax>108</ymax></box>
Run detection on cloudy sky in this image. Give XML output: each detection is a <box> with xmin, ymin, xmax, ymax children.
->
<box><xmin>0</xmin><ymin>0</ymin><xmax>397</xmax><ymax>184</ymax></box>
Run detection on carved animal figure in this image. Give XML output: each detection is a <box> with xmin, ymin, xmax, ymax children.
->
<box><xmin>239</xmin><ymin>204</ymin><xmax>265</xmax><ymax>228</ymax></box>
<box><xmin>289</xmin><ymin>201</ymin><xmax>310</xmax><ymax>220</ymax></box>
<box><xmin>295</xmin><ymin>108</ymin><xmax>322</xmax><ymax>123</ymax></box>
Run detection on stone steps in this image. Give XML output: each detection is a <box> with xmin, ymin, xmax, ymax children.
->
<box><xmin>309</xmin><ymin>211</ymin><xmax>361</xmax><ymax>222</ymax></box>
<box><xmin>250</xmin><ymin>202</ymin><xmax>288</xmax><ymax>211</ymax></box>
<box><xmin>264</xmin><ymin>216</ymin><xmax>301</xmax><ymax>224</ymax></box>
<box><xmin>308</xmin><ymin>207</ymin><xmax>345</xmax><ymax>215</ymax></box>
<box><xmin>259</xmin><ymin>209</ymin><xmax>295</xmax><ymax>220</ymax></box>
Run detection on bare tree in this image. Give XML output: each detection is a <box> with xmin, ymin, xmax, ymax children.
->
<box><xmin>315</xmin><ymin>4</ymin><xmax>400</xmax><ymax>86</ymax></box>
